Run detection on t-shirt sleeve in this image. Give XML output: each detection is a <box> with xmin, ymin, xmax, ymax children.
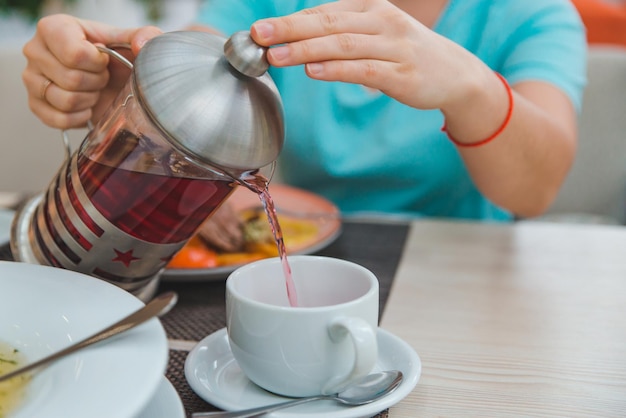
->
<box><xmin>496</xmin><ymin>1</ymin><xmax>588</xmax><ymax>113</ymax></box>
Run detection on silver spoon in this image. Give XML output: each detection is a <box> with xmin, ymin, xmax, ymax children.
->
<box><xmin>0</xmin><ymin>291</ymin><xmax>178</xmax><ymax>383</ymax></box>
<box><xmin>192</xmin><ymin>370</ymin><xmax>403</xmax><ymax>418</ymax></box>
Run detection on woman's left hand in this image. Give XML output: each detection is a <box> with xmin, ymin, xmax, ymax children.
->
<box><xmin>250</xmin><ymin>0</ymin><xmax>492</xmax><ymax>113</ymax></box>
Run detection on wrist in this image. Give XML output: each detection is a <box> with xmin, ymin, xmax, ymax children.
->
<box><xmin>441</xmin><ymin>71</ymin><xmax>513</xmax><ymax>147</ymax></box>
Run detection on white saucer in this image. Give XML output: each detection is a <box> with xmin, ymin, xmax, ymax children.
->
<box><xmin>185</xmin><ymin>328</ymin><xmax>421</xmax><ymax>418</ymax></box>
<box><xmin>137</xmin><ymin>377</ymin><xmax>185</xmax><ymax>418</ymax></box>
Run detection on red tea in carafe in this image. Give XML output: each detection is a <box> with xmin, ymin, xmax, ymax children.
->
<box><xmin>29</xmin><ymin>128</ymin><xmax>236</xmax><ymax>288</ymax></box>
<box><xmin>11</xmin><ymin>31</ymin><xmax>285</xmax><ymax>302</ymax></box>
<box><xmin>76</xmin><ymin>143</ymin><xmax>234</xmax><ymax>244</ymax></box>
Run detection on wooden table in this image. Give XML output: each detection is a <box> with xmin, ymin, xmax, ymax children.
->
<box><xmin>381</xmin><ymin>219</ymin><xmax>626</xmax><ymax>417</ymax></box>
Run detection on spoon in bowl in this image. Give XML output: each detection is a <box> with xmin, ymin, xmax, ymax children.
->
<box><xmin>191</xmin><ymin>370</ymin><xmax>403</xmax><ymax>418</ymax></box>
<box><xmin>0</xmin><ymin>291</ymin><xmax>177</xmax><ymax>383</ymax></box>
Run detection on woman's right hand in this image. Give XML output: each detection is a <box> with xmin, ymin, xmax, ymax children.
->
<box><xmin>22</xmin><ymin>14</ymin><xmax>162</xmax><ymax>130</ymax></box>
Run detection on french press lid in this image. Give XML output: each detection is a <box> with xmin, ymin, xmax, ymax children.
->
<box><xmin>132</xmin><ymin>30</ymin><xmax>284</xmax><ymax>171</ymax></box>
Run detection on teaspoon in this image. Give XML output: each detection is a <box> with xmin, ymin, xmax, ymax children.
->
<box><xmin>0</xmin><ymin>291</ymin><xmax>177</xmax><ymax>383</ymax></box>
<box><xmin>191</xmin><ymin>370</ymin><xmax>403</xmax><ymax>418</ymax></box>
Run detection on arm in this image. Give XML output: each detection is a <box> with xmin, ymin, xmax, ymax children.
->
<box><xmin>247</xmin><ymin>0</ymin><xmax>582</xmax><ymax>218</ymax></box>
<box><xmin>449</xmin><ymin>78</ymin><xmax>577</xmax><ymax>218</ymax></box>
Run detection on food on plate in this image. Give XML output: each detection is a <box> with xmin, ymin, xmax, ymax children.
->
<box><xmin>167</xmin><ymin>209</ymin><xmax>319</xmax><ymax>269</ymax></box>
<box><xmin>167</xmin><ymin>236</ymin><xmax>218</xmax><ymax>269</ymax></box>
<box><xmin>0</xmin><ymin>341</ymin><xmax>30</xmax><ymax>417</ymax></box>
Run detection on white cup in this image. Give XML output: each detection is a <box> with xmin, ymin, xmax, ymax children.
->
<box><xmin>226</xmin><ymin>255</ymin><xmax>379</xmax><ymax>397</ymax></box>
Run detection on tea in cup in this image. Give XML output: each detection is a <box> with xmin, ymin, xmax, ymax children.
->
<box><xmin>226</xmin><ymin>255</ymin><xmax>379</xmax><ymax>397</ymax></box>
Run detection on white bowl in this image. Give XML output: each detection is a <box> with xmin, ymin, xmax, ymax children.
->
<box><xmin>0</xmin><ymin>261</ymin><xmax>169</xmax><ymax>418</ymax></box>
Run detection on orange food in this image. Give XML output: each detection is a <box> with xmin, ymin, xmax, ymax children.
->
<box><xmin>168</xmin><ymin>212</ymin><xmax>320</xmax><ymax>269</ymax></box>
<box><xmin>167</xmin><ymin>236</ymin><xmax>218</xmax><ymax>269</ymax></box>
<box><xmin>215</xmin><ymin>252</ymin><xmax>267</xmax><ymax>266</ymax></box>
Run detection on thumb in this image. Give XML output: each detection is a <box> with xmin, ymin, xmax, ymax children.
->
<box><xmin>121</xmin><ymin>25</ymin><xmax>163</xmax><ymax>56</ymax></box>
<box><xmin>77</xmin><ymin>18</ymin><xmax>163</xmax><ymax>56</ymax></box>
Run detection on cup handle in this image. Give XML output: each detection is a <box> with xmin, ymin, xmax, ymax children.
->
<box><xmin>323</xmin><ymin>317</ymin><xmax>378</xmax><ymax>394</ymax></box>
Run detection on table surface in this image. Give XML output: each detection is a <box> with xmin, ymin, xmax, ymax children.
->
<box><xmin>381</xmin><ymin>219</ymin><xmax>626</xmax><ymax>417</ymax></box>
<box><xmin>2</xmin><ymin>211</ymin><xmax>626</xmax><ymax>417</ymax></box>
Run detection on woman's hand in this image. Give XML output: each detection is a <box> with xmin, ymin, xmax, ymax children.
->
<box><xmin>249</xmin><ymin>0</ymin><xmax>492</xmax><ymax>113</ymax></box>
<box><xmin>249</xmin><ymin>0</ymin><xmax>580</xmax><ymax>218</ymax></box>
<box><xmin>22</xmin><ymin>14</ymin><xmax>162</xmax><ymax>130</ymax></box>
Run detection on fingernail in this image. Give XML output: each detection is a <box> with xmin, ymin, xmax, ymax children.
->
<box><xmin>307</xmin><ymin>63</ymin><xmax>324</xmax><ymax>75</ymax></box>
<box><xmin>253</xmin><ymin>21</ymin><xmax>274</xmax><ymax>40</ymax></box>
<box><xmin>269</xmin><ymin>46</ymin><xmax>289</xmax><ymax>61</ymax></box>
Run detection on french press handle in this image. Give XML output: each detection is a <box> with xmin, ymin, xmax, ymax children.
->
<box><xmin>59</xmin><ymin>44</ymin><xmax>133</xmax><ymax>161</ymax></box>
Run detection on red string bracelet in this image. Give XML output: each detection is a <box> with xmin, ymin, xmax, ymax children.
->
<box><xmin>441</xmin><ymin>72</ymin><xmax>514</xmax><ymax>148</ymax></box>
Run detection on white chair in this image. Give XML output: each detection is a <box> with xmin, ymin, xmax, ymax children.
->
<box><xmin>541</xmin><ymin>46</ymin><xmax>626</xmax><ymax>224</ymax></box>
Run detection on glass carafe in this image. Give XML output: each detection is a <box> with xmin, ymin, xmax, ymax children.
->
<box><xmin>11</xmin><ymin>31</ymin><xmax>284</xmax><ymax>301</ymax></box>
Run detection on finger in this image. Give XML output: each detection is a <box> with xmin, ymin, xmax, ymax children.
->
<box><xmin>38</xmin><ymin>15</ymin><xmax>162</xmax><ymax>73</ymax></box>
<box><xmin>27</xmin><ymin>55</ymin><xmax>109</xmax><ymax>93</ymax></box>
<box><xmin>292</xmin><ymin>0</ymin><xmax>369</xmax><ymax>15</ymax></box>
<box><xmin>127</xmin><ymin>25</ymin><xmax>164</xmax><ymax>55</ymax></box>
<box><xmin>267</xmin><ymin>33</ymin><xmax>398</xmax><ymax>67</ymax></box>
<box><xmin>27</xmin><ymin>94</ymin><xmax>93</xmax><ymax>130</ymax></box>
<box><xmin>251</xmin><ymin>9</ymin><xmax>382</xmax><ymax>46</ymax></box>
<box><xmin>77</xmin><ymin>19</ymin><xmax>163</xmax><ymax>57</ymax></box>
<box><xmin>36</xmin><ymin>15</ymin><xmax>110</xmax><ymax>73</ymax></box>
<box><xmin>23</xmin><ymin>17</ymin><xmax>110</xmax><ymax>97</ymax></box>
<box><xmin>44</xmin><ymin>83</ymin><xmax>100</xmax><ymax>113</ymax></box>
<box><xmin>252</xmin><ymin>13</ymin><xmax>379</xmax><ymax>47</ymax></box>
<box><xmin>22</xmin><ymin>70</ymin><xmax>101</xmax><ymax>113</ymax></box>
<box><xmin>304</xmin><ymin>58</ymin><xmax>411</xmax><ymax>96</ymax></box>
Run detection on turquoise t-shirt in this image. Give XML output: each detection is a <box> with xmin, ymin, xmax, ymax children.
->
<box><xmin>196</xmin><ymin>0</ymin><xmax>587</xmax><ymax>221</ymax></box>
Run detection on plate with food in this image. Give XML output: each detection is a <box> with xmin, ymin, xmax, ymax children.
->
<box><xmin>161</xmin><ymin>184</ymin><xmax>341</xmax><ymax>282</ymax></box>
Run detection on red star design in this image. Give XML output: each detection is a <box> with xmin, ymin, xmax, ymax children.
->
<box><xmin>112</xmin><ymin>248</ymin><xmax>140</xmax><ymax>267</ymax></box>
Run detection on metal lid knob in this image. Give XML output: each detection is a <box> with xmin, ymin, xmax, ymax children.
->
<box><xmin>224</xmin><ymin>31</ymin><xmax>269</xmax><ymax>77</ymax></box>
<box><xmin>132</xmin><ymin>31</ymin><xmax>284</xmax><ymax>171</ymax></box>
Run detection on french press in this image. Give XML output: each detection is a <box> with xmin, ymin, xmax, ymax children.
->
<box><xmin>11</xmin><ymin>31</ymin><xmax>284</xmax><ymax>301</ymax></box>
